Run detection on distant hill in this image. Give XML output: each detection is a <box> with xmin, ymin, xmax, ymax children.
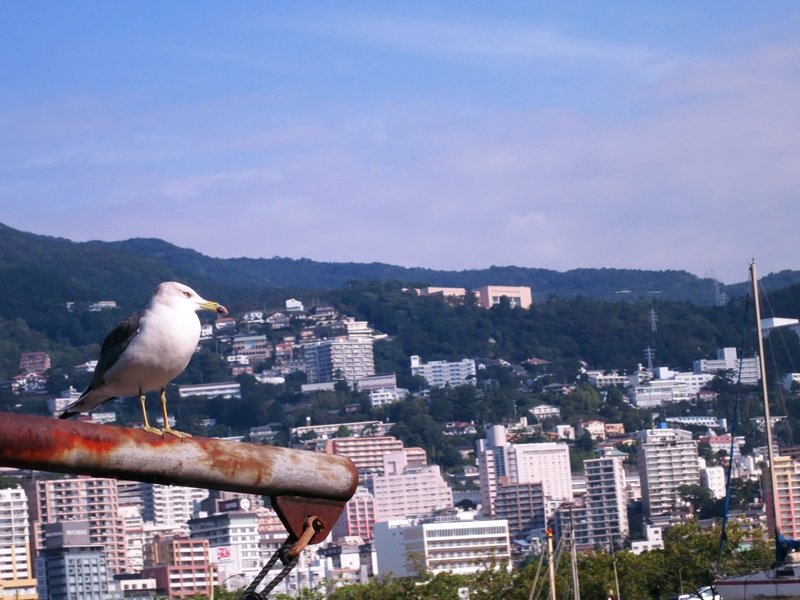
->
<box><xmin>2</xmin><ymin>222</ymin><xmax>800</xmax><ymax>316</ymax></box>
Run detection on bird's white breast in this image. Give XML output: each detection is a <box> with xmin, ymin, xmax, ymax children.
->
<box><xmin>104</xmin><ymin>303</ymin><xmax>201</xmax><ymax>396</ymax></box>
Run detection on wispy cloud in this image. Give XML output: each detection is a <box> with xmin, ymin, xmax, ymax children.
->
<box><xmin>307</xmin><ymin>16</ymin><xmax>683</xmax><ymax>78</ymax></box>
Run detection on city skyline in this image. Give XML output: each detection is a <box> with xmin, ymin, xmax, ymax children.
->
<box><xmin>2</xmin><ymin>3</ymin><xmax>800</xmax><ymax>284</ymax></box>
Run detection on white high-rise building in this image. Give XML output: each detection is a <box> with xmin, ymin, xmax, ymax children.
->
<box><xmin>141</xmin><ymin>483</ymin><xmax>209</xmax><ymax>529</ymax></box>
<box><xmin>0</xmin><ymin>487</ymin><xmax>36</xmax><ymax>599</ymax></box>
<box><xmin>583</xmin><ymin>456</ymin><xmax>629</xmax><ymax>548</ymax></box>
<box><xmin>410</xmin><ymin>356</ymin><xmax>476</xmax><ymax>388</ymax></box>
<box><xmin>637</xmin><ymin>427</ymin><xmax>700</xmax><ymax>518</ymax></box>
<box><xmin>305</xmin><ymin>338</ymin><xmax>375</xmax><ymax>384</ymax></box>
<box><xmin>368</xmin><ymin>452</ymin><xmax>453</xmax><ymax>523</ymax></box>
<box><xmin>700</xmin><ymin>465</ymin><xmax>727</xmax><ymax>499</ymax></box>
<box><xmin>477</xmin><ymin>425</ymin><xmax>572</xmax><ymax>517</ymax></box>
<box><xmin>188</xmin><ymin>511</ymin><xmax>262</xmax><ymax>584</ymax></box>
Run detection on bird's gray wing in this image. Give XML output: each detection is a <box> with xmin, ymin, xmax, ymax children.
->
<box><xmin>60</xmin><ymin>310</ymin><xmax>144</xmax><ymax>418</ymax></box>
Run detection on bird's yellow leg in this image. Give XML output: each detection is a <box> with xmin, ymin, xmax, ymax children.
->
<box><xmin>139</xmin><ymin>389</ymin><xmax>163</xmax><ymax>436</ymax></box>
<box><xmin>159</xmin><ymin>388</ymin><xmax>192</xmax><ymax>440</ymax></box>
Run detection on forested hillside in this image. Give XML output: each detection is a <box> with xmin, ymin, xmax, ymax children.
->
<box><xmin>6</xmin><ymin>222</ymin><xmax>800</xmax><ymax>310</ymax></box>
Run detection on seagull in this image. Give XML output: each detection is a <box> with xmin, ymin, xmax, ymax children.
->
<box><xmin>60</xmin><ymin>282</ymin><xmax>227</xmax><ymax>439</ymax></box>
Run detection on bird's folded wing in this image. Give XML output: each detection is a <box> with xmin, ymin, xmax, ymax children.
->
<box><xmin>90</xmin><ymin>310</ymin><xmax>145</xmax><ymax>389</ymax></box>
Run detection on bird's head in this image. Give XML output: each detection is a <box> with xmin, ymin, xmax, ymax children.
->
<box><xmin>155</xmin><ymin>282</ymin><xmax>228</xmax><ymax>315</ymax></box>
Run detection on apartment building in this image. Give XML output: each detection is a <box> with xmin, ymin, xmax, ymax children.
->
<box><xmin>27</xmin><ymin>477</ymin><xmax>127</xmax><ymax>574</ymax></box>
<box><xmin>637</xmin><ymin>427</ymin><xmax>700</xmax><ymax>518</ymax></box>
<box><xmin>321</xmin><ymin>436</ymin><xmax>426</xmax><ymax>476</ymax></box>
<box><xmin>304</xmin><ymin>338</ymin><xmax>375</xmax><ymax>384</ymax></box>
<box><xmin>772</xmin><ymin>456</ymin><xmax>800</xmax><ymax>539</ymax></box>
<box><xmin>368</xmin><ymin>452</ymin><xmax>453</xmax><ymax>523</ymax></box>
<box><xmin>493</xmin><ymin>481</ymin><xmax>546</xmax><ymax>537</ymax></box>
<box><xmin>142</xmin><ymin>536</ymin><xmax>213</xmax><ymax>599</ymax></box>
<box><xmin>140</xmin><ymin>483</ymin><xmax>209</xmax><ymax>529</ymax></box>
<box><xmin>374</xmin><ymin>515</ymin><xmax>511</xmax><ymax>576</ymax></box>
<box><xmin>188</xmin><ymin>512</ymin><xmax>262</xmax><ymax>584</ymax></box>
<box><xmin>330</xmin><ymin>486</ymin><xmax>377</xmax><ymax>542</ymax></box>
<box><xmin>582</xmin><ymin>456</ymin><xmax>629</xmax><ymax>548</ymax></box>
<box><xmin>0</xmin><ymin>488</ymin><xmax>36</xmax><ymax>599</ymax></box>
<box><xmin>232</xmin><ymin>335</ymin><xmax>272</xmax><ymax>361</ymax></box>
<box><xmin>410</xmin><ymin>355</ymin><xmax>476</xmax><ymax>388</ymax></box>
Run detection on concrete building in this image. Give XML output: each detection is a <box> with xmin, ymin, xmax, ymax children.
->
<box><xmin>582</xmin><ymin>456</ymin><xmax>629</xmax><ymax>548</ymax></box>
<box><xmin>410</xmin><ymin>356</ymin><xmax>476</xmax><ymax>388</ymax></box>
<box><xmin>142</xmin><ymin>536</ymin><xmax>213</xmax><ymax>599</ymax></box>
<box><xmin>140</xmin><ymin>483</ymin><xmax>209</xmax><ymax>529</ymax></box>
<box><xmin>368</xmin><ymin>452</ymin><xmax>453</xmax><ymax>523</ymax></box>
<box><xmin>529</xmin><ymin>404</ymin><xmax>561</xmax><ymax>419</ymax></box>
<box><xmin>0</xmin><ymin>488</ymin><xmax>36</xmax><ymax>599</ymax></box>
<box><xmin>178</xmin><ymin>382</ymin><xmax>241</xmax><ymax>399</ymax></box>
<box><xmin>693</xmin><ymin>347</ymin><xmax>761</xmax><ymax>386</ymax></box>
<box><xmin>304</xmin><ymin>338</ymin><xmax>375</xmax><ymax>385</ymax></box>
<box><xmin>477</xmin><ymin>426</ymin><xmax>572</xmax><ymax>517</ymax></box>
<box><xmin>232</xmin><ymin>335</ymin><xmax>272</xmax><ymax>361</ymax></box>
<box><xmin>627</xmin><ymin>379</ymin><xmax>694</xmax><ymax>409</ymax></box>
<box><xmin>772</xmin><ymin>456</ymin><xmax>800</xmax><ymax>539</ymax></box>
<box><xmin>188</xmin><ymin>511</ymin><xmax>262</xmax><ymax>584</ymax></box>
<box><xmin>292</xmin><ymin>420</ymin><xmax>394</xmax><ymax>442</ymax></box>
<box><xmin>700</xmin><ymin>465</ymin><xmax>727</xmax><ymax>499</ymax></box>
<box><xmin>331</xmin><ymin>487</ymin><xmax>377</xmax><ymax>542</ymax></box>
<box><xmin>630</xmin><ymin>524</ymin><xmax>665</xmax><ymax>555</ymax></box>
<box><xmin>417</xmin><ymin>287</ymin><xmax>469</xmax><ymax>298</ymax></box>
<box><xmin>356</xmin><ymin>373</ymin><xmax>397</xmax><ymax>391</ymax></box>
<box><xmin>320</xmin><ymin>436</ymin><xmax>427</xmax><ymax>476</ymax></box>
<box><xmin>474</xmin><ymin>286</ymin><xmax>533</xmax><ymax>309</ymax></box>
<box><xmin>761</xmin><ymin>317</ymin><xmax>800</xmax><ymax>339</ymax></box>
<box><xmin>27</xmin><ymin>477</ymin><xmax>128</xmax><ymax>574</ymax></box>
<box><xmin>368</xmin><ymin>387</ymin><xmax>406</xmax><ymax>408</ymax></box>
<box><xmin>636</xmin><ymin>428</ymin><xmax>700</xmax><ymax>518</ymax></box>
<box><xmin>374</xmin><ymin>515</ymin><xmax>511</xmax><ymax>576</ymax></box>
<box><xmin>493</xmin><ymin>481</ymin><xmax>546</xmax><ymax>538</ymax></box>
<box><xmin>35</xmin><ymin>521</ymin><xmax>116</xmax><ymax>600</ymax></box>
<box><xmin>19</xmin><ymin>351</ymin><xmax>51</xmax><ymax>374</ymax></box>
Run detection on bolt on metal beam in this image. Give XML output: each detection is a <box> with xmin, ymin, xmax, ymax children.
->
<box><xmin>0</xmin><ymin>412</ymin><xmax>357</xmax><ymax>543</ymax></box>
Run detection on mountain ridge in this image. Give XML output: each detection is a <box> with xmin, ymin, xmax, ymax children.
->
<box><xmin>3</xmin><ymin>222</ymin><xmax>800</xmax><ymax>308</ymax></box>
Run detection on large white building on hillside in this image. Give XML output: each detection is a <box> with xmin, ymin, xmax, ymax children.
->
<box><xmin>410</xmin><ymin>356</ymin><xmax>476</xmax><ymax>388</ymax></box>
<box><xmin>0</xmin><ymin>487</ymin><xmax>36</xmax><ymax>600</ymax></box>
<box><xmin>637</xmin><ymin>427</ymin><xmax>699</xmax><ymax>518</ymax></box>
<box><xmin>693</xmin><ymin>347</ymin><xmax>761</xmax><ymax>386</ymax></box>
<box><xmin>374</xmin><ymin>515</ymin><xmax>511</xmax><ymax>576</ymax></box>
<box><xmin>304</xmin><ymin>338</ymin><xmax>375</xmax><ymax>384</ymax></box>
<box><xmin>368</xmin><ymin>452</ymin><xmax>453</xmax><ymax>523</ymax></box>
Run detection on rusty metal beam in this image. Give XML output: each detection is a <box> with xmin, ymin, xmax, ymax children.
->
<box><xmin>0</xmin><ymin>412</ymin><xmax>357</xmax><ymax>543</ymax></box>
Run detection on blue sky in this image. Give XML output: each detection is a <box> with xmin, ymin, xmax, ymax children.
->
<box><xmin>2</xmin><ymin>2</ymin><xmax>799</xmax><ymax>283</ymax></box>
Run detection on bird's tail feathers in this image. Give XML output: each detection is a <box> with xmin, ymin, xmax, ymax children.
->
<box><xmin>59</xmin><ymin>388</ymin><xmax>115</xmax><ymax>420</ymax></box>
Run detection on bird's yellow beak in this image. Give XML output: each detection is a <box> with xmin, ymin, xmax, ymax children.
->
<box><xmin>199</xmin><ymin>301</ymin><xmax>228</xmax><ymax>315</ymax></box>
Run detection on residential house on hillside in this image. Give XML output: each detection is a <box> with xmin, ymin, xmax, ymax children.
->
<box><xmin>529</xmin><ymin>404</ymin><xmax>560</xmax><ymax>419</ymax></box>
<box><xmin>20</xmin><ymin>352</ymin><xmax>51</xmax><ymax>374</ymax></box>
<box><xmin>266</xmin><ymin>312</ymin><xmax>290</xmax><ymax>329</ymax></box>
<box><xmin>241</xmin><ymin>311</ymin><xmax>264</xmax><ymax>324</ymax></box>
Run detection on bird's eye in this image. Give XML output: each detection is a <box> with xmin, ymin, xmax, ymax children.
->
<box><xmin>182</xmin><ymin>291</ymin><xmax>191</xmax><ymax>298</ymax></box>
